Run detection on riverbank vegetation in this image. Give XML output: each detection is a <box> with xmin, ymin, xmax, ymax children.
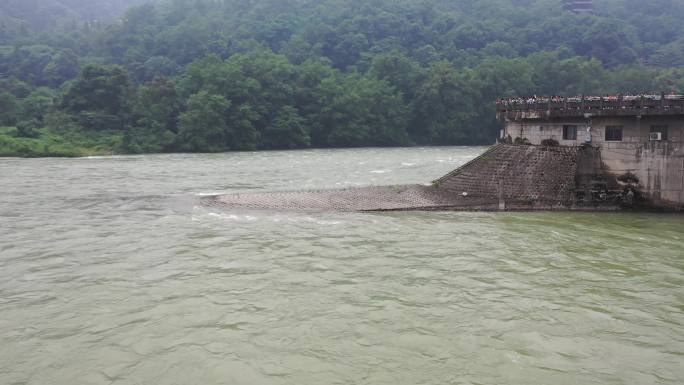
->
<box><xmin>2</xmin><ymin>0</ymin><xmax>684</xmax><ymax>156</ymax></box>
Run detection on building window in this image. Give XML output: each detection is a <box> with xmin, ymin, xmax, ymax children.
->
<box><xmin>563</xmin><ymin>125</ymin><xmax>577</xmax><ymax>140</ymax></box>
<box><xmin>650</xmin><ymin>125</ymin><xmax>668</xmax><ymax>140</ymax></box>
<box><xmin>605</xmin><ymin>126</ymin><xmax>623</xmax><ymax>141</ymax></box>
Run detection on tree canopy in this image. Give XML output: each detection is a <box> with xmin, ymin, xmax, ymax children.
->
<box><xmin>2</xmin><ymin>0</ymin><xmax>684</xmax><ymax>156</ymax></box>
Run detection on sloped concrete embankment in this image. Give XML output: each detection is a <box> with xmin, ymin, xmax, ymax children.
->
<box><xmin>204</xmin><ymin>144</ymin><xmax>602</xmax><ymax>212</ymax></box>
<box><xmin>433</xmin><ymin>144</ymin><xmax>584</xmax><ymax>210</ymax></box>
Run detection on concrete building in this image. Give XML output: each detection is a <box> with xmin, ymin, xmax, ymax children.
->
<box><xmin>497</xmin><ymin>95</ymin><xmax>684</xmax><ymax>209</ymax></box>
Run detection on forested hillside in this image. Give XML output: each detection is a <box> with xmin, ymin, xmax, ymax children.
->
<box><xmin>2</xmin><ymin>0</ymin><xmax>684</xmax><ymax>156</ymax></box>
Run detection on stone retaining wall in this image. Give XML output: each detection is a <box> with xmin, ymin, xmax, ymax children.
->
<box><xmin>435</xmin><ymin>145</ymin><xmax>580</xmax><ymax>207</ymax></box>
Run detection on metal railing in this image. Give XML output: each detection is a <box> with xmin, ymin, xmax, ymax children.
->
<box><xmin>496</xmin><ymin>94</ymin><xmax>684</xmax><ymax>119</ymax></box>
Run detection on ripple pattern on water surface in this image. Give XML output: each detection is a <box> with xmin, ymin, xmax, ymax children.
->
<box><xmin>1</xmin><ymin>147</ymin><xmax>683</xmax><ymax>385</ymax></box>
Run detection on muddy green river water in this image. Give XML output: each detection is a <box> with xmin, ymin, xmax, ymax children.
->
<box><xmin>1</xmin><ymin>147</ymin><xmax>683</xmax><ymax>385</ymax></box>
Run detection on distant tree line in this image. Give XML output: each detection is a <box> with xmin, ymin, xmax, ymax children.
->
<box><xmin>3</xmin><ymin>0</ymin><xmax>684</xmax><ymax>155</ymax></box>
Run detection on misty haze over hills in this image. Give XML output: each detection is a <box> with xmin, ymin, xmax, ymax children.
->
<box><xmin>0</xmin><ymin>0</ymin><xmax>157</xmax><ymax>29</ymax></box>
<box><xmin>3</xmin><ymin>0</ymin><xmax>684</xmax><ymax>68</ymax></box>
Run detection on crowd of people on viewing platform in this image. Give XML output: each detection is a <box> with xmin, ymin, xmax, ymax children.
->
<box><xmin>497</xmin><ymin>93</ymin><xmax>684</xmax><ymax>109</ymax></box>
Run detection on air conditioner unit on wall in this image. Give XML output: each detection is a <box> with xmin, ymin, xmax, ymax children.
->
<box><xmin>650</xmin><ymin>132</ymin><xmax>662</xmax><ymax>141</ymax></box>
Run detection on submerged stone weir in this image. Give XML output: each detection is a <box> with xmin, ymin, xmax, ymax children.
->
<box><xmin>202</xmin><ymin>144</ymin><xmax>616</xmax><ymax>212</ymax></box>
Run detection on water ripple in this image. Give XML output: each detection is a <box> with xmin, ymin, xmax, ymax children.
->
<box><xmin>1</xmin><ymin>148</ymin><xmax>683</xmax><ymax>385</ymax></box>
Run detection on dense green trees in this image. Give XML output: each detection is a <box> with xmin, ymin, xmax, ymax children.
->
<box><xmin>177</xmin><ymin>91</ymin><xmax>232</xmax><ymax>152</ymax></box>
<box><xmin>61</xmin><ymin>64</ymin><xmax>135</xmax><ymax>130</ymax></box>
<box><xmin>320</xmin><ymin>74</ymin><xmax>409</xmax><ymax>147</ymax></box>
<box><xmin>412</xmin><ymin>62</ymin><xmax>479</xmax><ymax>144</ymax></box>
<box><xmin>124</xmin><ymin>76</ymin><xmax>180</xmax><ymax>152</ymax></box>
<box><xmin>3</xmin><ymin>0</ymin><xmax>684</xmax><ymax>156</ymax></box>
<box><xmin>0</xmin><ymin>91</ymin><xmax>19</xmax><ymax>126</ymax></box>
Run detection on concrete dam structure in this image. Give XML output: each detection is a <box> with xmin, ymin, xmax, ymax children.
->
<box><xmin>498</xmin><ymin>94</ymin><xmax>684</xmax><ymax>210</ymax></box>
<box><xmin>204</xmin><ymin>144</ymin><xmax>625</xmax><ymax>212</ymax></box>
<box><xmin>204</xmin><ymin>94</ymin><xmax>684</xmax><ymax>212</ymax></box>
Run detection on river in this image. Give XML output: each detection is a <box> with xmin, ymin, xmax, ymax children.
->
<box><xmin>1</xmin><ymin>147</ymin><xmax>683</xmax><ymax>385</ymax></box>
